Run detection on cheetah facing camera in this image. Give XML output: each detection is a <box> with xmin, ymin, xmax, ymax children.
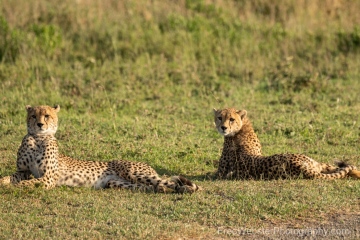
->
<box><xmin>213</xmin><ymin>107</ymin><xmax>360</xmax><ymax>180</ymax></box>
<box><xmin>0</xmin><ymin>105</ymin><xmax>201</xmax><ymax>193</ymax></box>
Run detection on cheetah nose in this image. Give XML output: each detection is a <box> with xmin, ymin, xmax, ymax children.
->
<box><xmin>221</xmin><ymin>126</ymin><xmax>227</xmax><ymax>131</ymax></box>
<box><xmin>37</xmin><ymin>123</ymin><xmax>44</xmax><ymax>128</ymax></box>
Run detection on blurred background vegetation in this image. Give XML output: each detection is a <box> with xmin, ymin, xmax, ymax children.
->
<box><xmin>1</xmin><ymin>0</ymin><xmax>360</xmax><ymax>109</ymax></box>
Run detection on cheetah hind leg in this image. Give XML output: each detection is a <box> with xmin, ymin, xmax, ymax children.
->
<box><xmin>170</xmin><ymin>176</ymin><xmax>202</xmax><ymax>193</ymax></box>
<box><xmin>147</xmin><ymin>175</ymin><xmax>201</xmax><ymax>193</ymax></box>
<box><xmin>122</xmin><ymin>169</ymin><xmax>202</xmax><ymax>193</ymax></box>
<box><xmin>106</xmin><ymin>179</ymin><xmax>153</xmax><ymax>192</ymax></box>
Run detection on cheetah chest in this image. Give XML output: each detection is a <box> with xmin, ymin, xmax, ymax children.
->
<box><xmin>18</xmin><ymin>135</ymin><xmax>58</xmax><ymax>178</ymax></box>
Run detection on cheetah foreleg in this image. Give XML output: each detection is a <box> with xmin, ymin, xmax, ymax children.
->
<box><xmin>16</xmin><ymin>173</ymin><xmax>58</xmax><ymax>189</ymax></box>
<box><xmin>0</xmin><ymin>171</ymin><xmax>32</xmax><ymax>185</ymax></box>
<box><xmin>0</xmin><ymin>176</ymin><xmax>11</xmax><ymax>185</ymax></box>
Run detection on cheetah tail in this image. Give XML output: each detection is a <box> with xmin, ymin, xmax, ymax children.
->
<box><xmin>336</xmin><ymin>161</ymin><xmax>360</xmax><ymax>179</ymax></box>
<box><xmin>336</xmin><ymin>161</ymin><xmax>350</xmax><ymax>168</ymax></box>
<box><xmin>348</xmin><ymin>169</ymin><xmax>360</xmax><ymax>179</ymax></box>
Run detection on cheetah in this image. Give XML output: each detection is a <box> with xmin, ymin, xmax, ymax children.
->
<box><xmin>0</xmin><ymin>105</ymin><xmax>201</xmax><ymax>193</ymax></box>
<box><xmin>213</xmin><ymin>107</ymin><xmax>360</xmax><ymax>180</ymax></box>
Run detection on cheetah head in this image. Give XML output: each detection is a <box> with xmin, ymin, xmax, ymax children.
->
<box><xmin>213</xmin><ymin>108</ymin><xmax>247</xmax><ymax>137</ymax></box>
<box><xmin>26</xmin><ymin>105</ymin><xmax>60</xmax><ymax>135</ymax></box>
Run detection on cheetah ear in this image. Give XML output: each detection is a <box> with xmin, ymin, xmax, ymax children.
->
<box><xmin>213</xmin><ymin>108</ymin><xmax>220</xmax><ymax>115</ymax></box>
<box><xmin>53</xmin><ymin>105</ymin><xmax>60</xmax><ymax>112</ymax></box>
<box><xmin>236</xmin><ymin>110</ymin><xmax>247</xmax><ymax>120</ymax></box>
<box><xmin>25</xmin><ymin>105</ymin><xmax>32</xmax><ymax>112</ymax></box>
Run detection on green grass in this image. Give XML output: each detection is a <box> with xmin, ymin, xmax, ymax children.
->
<box><xmin>0</xmin><ymin>0</ymin><xmax>360</xmax><ymax>239</ymax></box>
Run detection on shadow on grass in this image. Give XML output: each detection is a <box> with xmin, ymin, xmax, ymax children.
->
<box><xmin>153</xmin><ymin>164</ymin><xmax>217</xmax><ymax>182</ymax></box>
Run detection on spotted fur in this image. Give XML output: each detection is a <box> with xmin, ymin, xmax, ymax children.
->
<box><xmin>0</xmin><ymin>105</ymin><xmax>201</xmax><ymax>193</ymax></box>
<box><xmin>214</xmin><ymin>108</ymin><xmax>360</xmax><ymax>180</ymax></box>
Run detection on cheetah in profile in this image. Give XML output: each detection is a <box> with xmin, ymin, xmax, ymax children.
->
<box><xmin>213</xmin><ymin>107</ymin><xmax>360</xmax><ymax>180</ymax></box>
<box><xmin>0</xmin><ymin>105</ymin><xmax>201</xmax><ymax>193</ymax></box>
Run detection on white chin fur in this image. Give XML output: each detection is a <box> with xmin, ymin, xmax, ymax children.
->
<box><xmin>34</xmin><ymin>128</ymin><xmax>56</xmax><ymax>135</ymax></box>
<box><xmin>223</xmin><ymin>132</ymin><xmax>236</xmax><ymax>137</ymax></box>
<box><xmin>218</xmin><ymin>129</ymin><xmax>236</xmax><ymax>137</ymax></box>
<box><xmin>43</xmin><ymin>129</ymin><xmax>56</xmax><ymax>134</ymax></box>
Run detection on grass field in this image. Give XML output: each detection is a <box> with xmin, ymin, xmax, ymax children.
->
<box><xmin>0</xmin><ymin>0</ymin><xmax>359</xmax><ymax>239</ymax></box>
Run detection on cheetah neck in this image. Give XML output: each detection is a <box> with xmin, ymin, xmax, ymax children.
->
<box><xmin>28</xmin><ymin>133</ymin><xmax>56</xmax><ymax>141</ymax></box>
<box><xmin>223</xmin><ymin>117</ymin><xmax>262</xmax><ymax>156</ymax></box>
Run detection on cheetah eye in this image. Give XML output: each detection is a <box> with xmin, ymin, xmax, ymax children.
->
<box><xmin>31</xmin><ymin>115</ymin><xmax>36</xmax><ymax>119</ymax></box>
<box><xmin>229</xmin><ymin>118</ymin><xmax>235</xmax><ymax>122</ymax></box>
<box><xmin>45</xmin><ymin>115</ymin><xmax>50</xmax><ymax>118</ymax></box>
<box><xmin>217</xmin><ymin>117</ymin><xmax>222</xmax><ymax>121</ymax></box>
